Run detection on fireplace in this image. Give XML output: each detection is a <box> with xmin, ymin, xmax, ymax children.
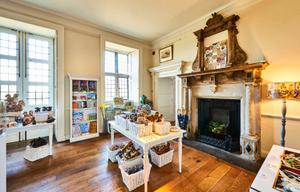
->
<box><xmin>198</xmin><ymin>98</ymin><xmax>240</xmax><ymax>152</ymax></box>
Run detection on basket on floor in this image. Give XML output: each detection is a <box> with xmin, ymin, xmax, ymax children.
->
<box><xmin>150</xmin><ymin>148</ymin><xmax>174</xmax><ymax>167</ymax></box>
<box><xmin>119</xmin><ymin>158</ymin><xmax>152</xmax><ymax>191</ymax></box>
<box><xmin>107</xmin><ymin>146</ymin><xmax>121</xmax><ymax>163</ymax></box>
<box><xmin>24</xmin><ymin>145</ymin><xmax>49</xmax><ymax>162</ymax></box>
<box><xmin>116</xmin><ymin>154</ymin><xmax>142</xmax><ymax>166</ymax></box>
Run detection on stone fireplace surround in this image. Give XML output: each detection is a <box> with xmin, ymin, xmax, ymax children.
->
<box><xmin>190</xmin><ymin>82</ymin><xmax>261</xmax><ymax>160</ymax></box>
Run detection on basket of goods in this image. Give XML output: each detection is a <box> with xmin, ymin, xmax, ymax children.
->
<box><xmin>150</xmin><ymin>142</ymin><xmax>174</xmax><ymax>167</ymax></box>
<box><xmin>24</xmin><ymin>137</ymin><xmax>49</xmax><ymax>162</ymax></box>
<box><xmin>119</xmin><ymin>157</ymin><xmax>152</xmax><ymax>191</ymax></box>
<box><xmin>115</xmin><ymin>114</ymin><xmax>130</xmax><ymax>130</ymax></box>
<box><xmin>107</xmin><ymin>143</ymin><xmax>125</xmax><ymax>163</ymax></box>
<box><xmin>148</xmin><ymin>112</ymin><xmax>171</xmax><ymax>135</ymax></box>
<box><xmin>128</xmin><ymin>113</ymin><xmax>152</xmax><ymax>137</ymax></box>
<box><xmin>116</xmin><ymin>141</ymin><xmax>142</xmax><ymax>165</ymax></box>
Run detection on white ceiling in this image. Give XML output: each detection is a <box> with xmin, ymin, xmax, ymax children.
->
<box><xmin>18</xmin><ymin>0</ymin><xmax>232</xmax><ymax>41</ymax></box>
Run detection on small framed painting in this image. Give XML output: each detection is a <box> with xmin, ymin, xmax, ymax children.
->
<box><xmin>159</xmin><ymin>45</ymin><xmax>173</xmax><ymax>63</ymax></box>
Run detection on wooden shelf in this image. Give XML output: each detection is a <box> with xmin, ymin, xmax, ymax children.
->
<box><xmin>178</xmin><ymin>62</ymin><xmax>268</xmax><ymax>78</ymax></box>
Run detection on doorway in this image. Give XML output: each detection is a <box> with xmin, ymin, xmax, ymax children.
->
<box><xmin>156</xmin><ymin>77</ymin><xmax>175</xmax><ymax>122</ymax></box>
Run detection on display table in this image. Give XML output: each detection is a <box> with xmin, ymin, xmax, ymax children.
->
<box><xmin>108</xmin><ymin>121</ymin><xmax>185</xmax><ymax>192</ymax></box>
<box><xmin>5</xmin><ymin>122</ymin><xmax>55</xmax><ymax>157</ymax></box>
<box><xmin>250</xmin><ymin>145</ymin><xmax>300</xmax><ymax>192</ymax></box>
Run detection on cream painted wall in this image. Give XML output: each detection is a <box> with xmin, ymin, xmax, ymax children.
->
<box><xmin>64</xmin><ymin>30</ymin><xmax>100</xmax><ymax>76</ymax></box>
<box><xmin>152</xmin><ymin>0</ymin><xmax>300</xmax><ymax>154</ymax></box>
<box><xmin>0</xmin><ymin>1</ymin><xmax>152</xmax><ymax>141</ymax></box>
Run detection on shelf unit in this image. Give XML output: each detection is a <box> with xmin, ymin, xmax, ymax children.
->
<box><xmin>68</xmin><ymin>74</ymin><xmax>99</xmax><ymax>143</ymax></box>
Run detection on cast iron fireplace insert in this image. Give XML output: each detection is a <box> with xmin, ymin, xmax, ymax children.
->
<box><xmin>197</xmin><ymin>98</ymin><xmax>241</xmax><ymax>152</ymax></box>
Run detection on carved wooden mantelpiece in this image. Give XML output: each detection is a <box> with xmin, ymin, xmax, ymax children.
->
<box><xmin>179</xmin><ymin>62</ymin><xmax>268</xmax><ymax>87</ymax></box>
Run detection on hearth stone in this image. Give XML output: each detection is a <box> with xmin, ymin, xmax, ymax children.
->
<box><xmin>183</xmin><ymin>138</ymin><xmax>263</xmax><ymax>172</ymax></box>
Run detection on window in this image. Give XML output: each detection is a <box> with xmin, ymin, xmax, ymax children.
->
<box><xmin>0</xmin><ymin>27</ymin><xmax>54</xmax><ymax>109</ymax></box>
<box><xmin>104</xmin><ymin>50</ymin><xmax>129</xmax><ymax>101</ymax></box>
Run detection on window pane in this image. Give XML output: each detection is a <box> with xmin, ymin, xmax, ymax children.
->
<box><xmin>118</xmin><ymin>77</ymin><xmax>128</xmax><ymax>100</ymax></box>
<box><xmin>0</xmin><ymin>31</ymin><xmax>17</xmax><ymax>57</ymax></box>
<box><xmin>27</xmin><ymin>85</ymin><xmax>50</xmax><ymax>106</ymax></box>
<box><xmin>28</xmin><ymin>62</ymin><xmax>49</xmax><ymax>83</ymax></box>
<box><xmin>105</xmin><ymin>51</ymin><xmax>115</xmax><ymax>73</ymax></box>
<box><xmin>105</xmin><ymin>75</ymin><xmax>115</xmax><ymax>101</ymax></box>
<box><xmin>28</xmin><ymin>38</ymin><xmax>49</xmax><ymax>60</ymax></box>
<box><xmin>118</xmin><ymin>54</ymin><xmax>128</xmax><ymax>74</ymax></box>
<box><xmin>25</xmin><ymin>34</ymin><xmax>54</xmax><ymax>108</ymax></box>
<box><xmin>0</xmin><ymin>85</ymin><xmax>17</xmax><ymax>101</ymax></box>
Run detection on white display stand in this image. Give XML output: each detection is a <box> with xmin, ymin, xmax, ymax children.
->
<box><xmin>108</xmin><ymin>121</ymin><xmax>185</xmax><ymax>192</ymax></box>
<box><xmin>6</xmin><ymin>122</ymin><xmax>55</xmax><ymax>160</ymax></box>
<box><xmin>250</xmin><ymin>145</ymin><xmax>300</xmax><ymax>192</ymax></box>
<box><xmin>68</xmin><ymin>74</ymin><xmax>99</xmax><ymax>143</ymax></box>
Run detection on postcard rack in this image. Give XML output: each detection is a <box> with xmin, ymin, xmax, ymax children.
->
<box><xmin>68</xmin><ymin>74</ymin><xmax>99</xmax><ymax>143</ymax></box>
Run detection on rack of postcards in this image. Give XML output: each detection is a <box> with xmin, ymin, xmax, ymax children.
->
<box><xmin>68</xmin><ymin>74</ymin><xmax>99</xmax><ymax>143</ymax></box>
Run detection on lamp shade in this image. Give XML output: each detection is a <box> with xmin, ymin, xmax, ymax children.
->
<box><xmin>267</xmin><ymin>82</ymin><xmax>300</xmax><ymax>100</ymax></box>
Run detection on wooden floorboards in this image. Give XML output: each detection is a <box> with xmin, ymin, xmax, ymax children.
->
<box><xmin>6</xmin><ymin>134</ymin><xmax>256</xmax><ymax>192</ymax></box>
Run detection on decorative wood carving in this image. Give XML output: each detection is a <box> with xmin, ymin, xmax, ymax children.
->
<box><xmin>192</xmin><ymin>13</ymin><xmax>247</xmax><ymax>72</ymax></box>
<box><xmin>179</xmin><ymin>62</ymin><xmax>269</xmax><ymax>91</ymax></box>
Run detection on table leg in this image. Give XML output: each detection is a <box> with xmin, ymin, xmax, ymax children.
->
<box><xmin>143</xmin><ymin>146</ymin><xmax>149</xmax><ymax>192</ymax></box>
<box><xmin>178</xmin><ymin>135</ymin><xmax>182</xmax><ymax>173</ymax></box>
<box><xmin>111</xmin><ymin>125</ymin><xmax>114</xmax><ymax>145</ymax></box>
<box><xmin>49</xmin><ymin>125</ymin><xmax>53</xmax><ymax>156</ymax></box>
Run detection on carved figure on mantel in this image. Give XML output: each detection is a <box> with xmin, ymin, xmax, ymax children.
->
<box><xmin>192</xmin><ymin>13</ymin><xmax>247</xmax><ymax>72</ymax></box>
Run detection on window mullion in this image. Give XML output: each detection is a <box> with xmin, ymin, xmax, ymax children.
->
<box><xmin>115</xmin><ymin>52</ymin><xmax>119</xmax><ymax>97</ymax></box>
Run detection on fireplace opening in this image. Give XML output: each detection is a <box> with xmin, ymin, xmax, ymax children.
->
<box><xmin>198</xmin><ymin>98</ymin><xmax>241</xmax><ymax>152</ymax></box>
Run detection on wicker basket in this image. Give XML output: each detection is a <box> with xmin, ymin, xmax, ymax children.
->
<box><xmin>24</xmin><ymin>144</ymin><xmax>49</xmax><ymax>162</ymax></box>
<box><xmin>119</xmin><ymin>158</ymin><xmax>152</xmax><ymax>191</ymax></box>
<box><xmin>116</xmin><ymin>154</ymin><xmax>142</xmax><ymax>166</ymax></box>
<box><xmin>107</xmin><ymin>146</ymin><xmax>121</xmax><ymax>163</ymax></box>
<box><xmin>153</xmin><ymin>121</ymin><xmax>171</xmax><ymax>135</ymax></box>
<box><xmin>34</xmin><ymin>112</ymin><xmax>49</xmax><ymax>122</ymax></box>
<box><xmin>150</xmin><ymin>148</ymin><xmax>174</xmax><ymax>167</ymax></box>
<box><xmin>128</xmin><ymin>121</ymin><xmax>153</xmax><ymax>137</ymax></box>
<box><xmin>115</xmin><ymin>115</ymin><xmax>129</xmax><ymax>130</ymax></box>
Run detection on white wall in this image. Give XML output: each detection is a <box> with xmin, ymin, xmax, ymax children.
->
<box><xmin>152</xmin><ymin>0</ymin><xmax>300</xmax><ymax>154</ymax></box>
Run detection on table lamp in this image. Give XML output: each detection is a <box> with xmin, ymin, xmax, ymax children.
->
<box><xmin>267</xmin><ymin>82</ymin><xmax>300</xmax><ymax>146</ymax></box>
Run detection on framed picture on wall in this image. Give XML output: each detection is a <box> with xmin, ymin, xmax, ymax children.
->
<box><xmin>159</xmin><ymin>45</ymin><xmax>173</xmax><ymax>63</ymax></box>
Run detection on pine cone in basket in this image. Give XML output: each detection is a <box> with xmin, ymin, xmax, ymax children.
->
<box><xmin>109</xmin><ymin>144</ymin><xmax>125</xmax><ymax>151</ymax></box>
<box><xmin>118</xmin><ymin>141</ymin><xmax>141</xmax><ymax>161</ymax></box>
<box><xmin>125</xmin><ymin>164</ymin><xmax>144</xmax><ymax>175</ymax></box>
<box><xmin>152</xmin><ymin>142</ymin><xmax>171</xmax><ymax>155</ymax></box>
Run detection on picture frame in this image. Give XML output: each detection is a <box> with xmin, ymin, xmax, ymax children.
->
<box><xmin>204</xmin><ymin>31</ymin><xmax>228</xmax><ymax>70</ymax></box>
<box><xmin>159</xmin><ymin>45</ymin><xmax>173</xmax><ymax>63</ymax></box>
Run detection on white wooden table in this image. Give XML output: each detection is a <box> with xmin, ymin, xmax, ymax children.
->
<box><xmin>250</xmin><ymin>145</ymin><xmax>300</xmax><ymax>192</ymax></box>
<box><xmin>108</xmin><ymin>121</ymin><xmax>186</xmax><ymax>192</ymax></box>
<box><xmin>5</xmin><ymin>122</ymin><xmax>55</xmax><ymax>156</ymax></box>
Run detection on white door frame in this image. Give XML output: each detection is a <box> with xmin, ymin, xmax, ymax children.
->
<box><xmin>149</xmin><ymin>61</ymin><xmax>186</xmax><ymax>125</ymax></box>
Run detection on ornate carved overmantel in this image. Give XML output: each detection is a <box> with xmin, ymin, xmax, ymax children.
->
<box><xmin>192</xmin><ymin>13</ymin><xmax>248</xmax><ymax>71</ymax></box>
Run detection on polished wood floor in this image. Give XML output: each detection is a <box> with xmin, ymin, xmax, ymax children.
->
<box><xmin>7</xmin><ymin>134</ymin><xmax>256</xmax><ymax>192</ymax></box>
